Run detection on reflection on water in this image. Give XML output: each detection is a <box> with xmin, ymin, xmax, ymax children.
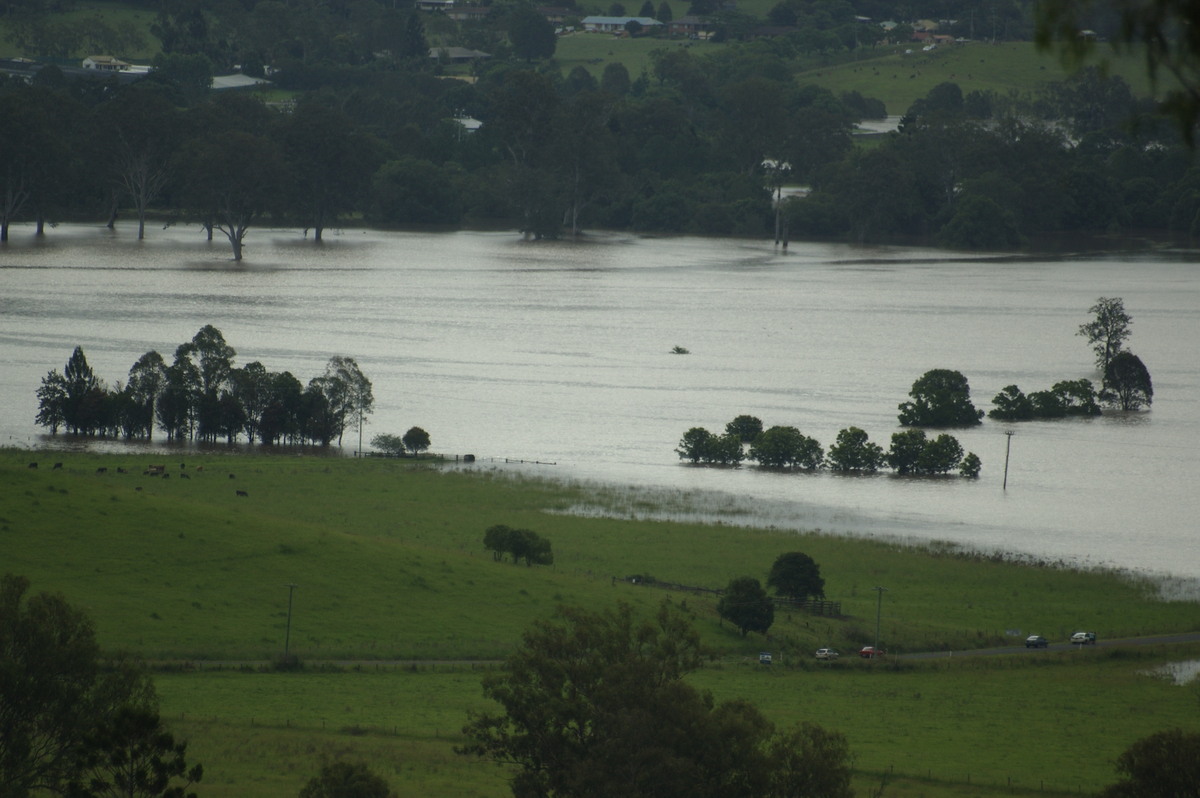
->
<box><xmin>3</xmin><ymin>223</ymin><xmax>1200</xmax><ymax>587</ymax></box>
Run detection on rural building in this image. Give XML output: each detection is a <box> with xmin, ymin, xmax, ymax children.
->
<box><xmin>82</xmin><ymin>55</ymin><xmax>130</xmax><ymax>71</ymax></box>
<box><xmin>581</xmin><ymin>15</ymin><xmax>663</xmax><ymax>33</ymax></box>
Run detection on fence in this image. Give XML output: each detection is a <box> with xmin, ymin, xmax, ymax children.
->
<box><xmin>615</xmin><ymin>576</ymin><xmax>841</xmax><ymax>617</ymax></box>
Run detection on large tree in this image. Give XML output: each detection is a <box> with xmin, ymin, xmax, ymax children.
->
<box><xmin>749</xmin><ymin>425</ymin><xmax>824</xmax><ymax>469</ymax></box>
<box><xmin>717</xmin><ymin>576</ymin><xmax>775</xmax><ymax>637</ymax></box>
<box><xmin>1100</xmin><ymin>728</ymin><xmax>1200</xmax><ymax>798</ymax></box>
<box><xmin>767</xmin><ymin>552</ymin><xmax>825</xmax><ymax>601</ymax></box>
<box><xmin>0</xmin><ymin>574</ymin><xmax>163</xmax><ymax>798</ymax></box>
<box><xmin>507</xmin><ymin>3</ymin><xmax>556</xmax><ymax>61</ymax></box>
<box><xmin>825</xmin><ymin>426</ymin><xmax>885</xmax><ymax>472</ymax></box>
<box><xmin>1078</xmin><ymin>296</ymin><xmax>1132</xmax><ymax>373</ymax></box>
<box><xmin>460</xmin><ymin>602</ymin><xmax>851</xmax><ymax>798</ymax></box>
<box><xmin>898</xmin><ymin>369</ymin><xmax>984</xmax><ymax>427</ymax></box>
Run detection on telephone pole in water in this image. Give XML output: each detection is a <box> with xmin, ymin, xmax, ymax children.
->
<box><xmin>1003</xmin><ymin>431</ymin><xmax>1014</xmax><ymax>490</ymax></box>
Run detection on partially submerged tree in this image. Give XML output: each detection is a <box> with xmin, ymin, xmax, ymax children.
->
<box><xmin>898</xmin><ymin>368</ymin><xmax>984</xmax><ymax>427</ymax></box>
<box><xmin>825</xmin><ymin>426</ymin><xmax>885</xmax><ymax>472</ymax></box>
<box><xmin>1078</xmin><ymin>297</ymin><xmax>1132</xmax><ymax>373</ymax></box>
<box><xmin>1102</xmin><ymin>351</ymin><xmax>1153</xmax><ymax>410</ymax></box>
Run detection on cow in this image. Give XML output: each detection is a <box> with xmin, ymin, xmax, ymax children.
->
<box><xmin>95</xmin><ymin>467</ymin><xmax>107</xmax><ymax>474</ymax></box>
<box><xmin>148</xmin><ymin>464</ymin><xmax>165</xmax><ymax>474</ymax></box>
<box><xmin>180</xmin><ymin>473</ymin><xmax>190</xmax><ymax>480</ymax></box>
<box><xmin>116</xmin><ymin>467</ymin><xmax>127</xmax><ymax>474</ymax></box>
<box><xmin>236</xmin><ymin>489</ymin><xmax>249</xmax><ymax>497</ymax></box>
<box><xmin>52</xmin><ymin>462</ymin><xmax>63</xmax><ymax>470</ymax></box>
<box><xmin>27</xmin><ymin>462</ymin><xmax>37</xmax><ymax>469</ymax></box>
<box><xmin>229</xmin><ymin>473</ymin><xmax>236</xmax><ymax>479</ymax></box>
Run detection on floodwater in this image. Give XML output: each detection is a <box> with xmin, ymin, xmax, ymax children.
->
<box><xmin>2</xmin><ymin>223</ymin><xmax>1199</xmax><ymax>587</ymax></box>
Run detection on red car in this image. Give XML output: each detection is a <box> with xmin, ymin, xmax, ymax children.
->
<box><xmin>859</xmin><ymin>646</ymin><xmax>886</xmax><ymax>659</ymax></box>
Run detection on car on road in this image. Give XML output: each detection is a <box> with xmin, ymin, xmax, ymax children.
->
<box><xmin>1070</xmin><ymin>631</ymin><xmax>1097</xmax><ymax>644</ymax></box>
<box><xmin>1025</xmin><ymin>634</ymin><xmax>1049</xmax><ymax>648</ymax></box>
<box><xmin>815</xmin><ymin>648</ymin><xmax>839</xmax><ymax>660</ymax></box>
<box><xmin>859</xmin><ymin>646</ymin><xmax>885</xmax><ymax>658</ymax></box>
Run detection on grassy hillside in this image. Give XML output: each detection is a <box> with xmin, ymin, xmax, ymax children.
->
<box><xmin>4</xmin><ymin>449</ymin><xmax>1199</xmax><ymax>798</ymax></box>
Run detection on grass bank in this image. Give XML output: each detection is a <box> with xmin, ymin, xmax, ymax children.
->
<box><xmin>4</xmin><ymin>449</ymin><xmax>1198</xmax><ymax>797</ymax></box>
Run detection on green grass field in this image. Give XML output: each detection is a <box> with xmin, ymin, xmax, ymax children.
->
<box><xmin>3</xmin><ymin>448</ymin><xmax>1199</xmax><ymax>798</ymax></box>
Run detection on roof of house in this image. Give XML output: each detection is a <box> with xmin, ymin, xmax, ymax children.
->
<box><xmin>429</xmin><ymin>46</ymin><xmax>492</xmax><ymax>60</ymax></box>
<box><xmin>581</xmin><ymin>15</ymin><xmax>663</xmax><ymax>25</ymax></box>
<box><xmin>211</xmin><ymin>73</ymin><xmax>272</xmax><ymax>90</ymax></box>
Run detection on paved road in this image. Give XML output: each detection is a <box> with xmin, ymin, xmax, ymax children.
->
<box><xmin>899</xmin><ymin>630</ymin><xmax>1200</xmax><ymax>660</ymax></box>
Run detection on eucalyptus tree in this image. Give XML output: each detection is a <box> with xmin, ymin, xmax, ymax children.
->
<box><xmin>93</xmin><ymin>89</ymin><xmax>184</xmax><ymax>240</ymax></box>
<box><xmin>1078</xmin><ymin>296</ymin><xmax>1131</xmax><ymax>373</ymax></box>
<box><xmin>126</xmin><ymin>351</ymin><xmax>168</xmax><ymax>440</ymax></box>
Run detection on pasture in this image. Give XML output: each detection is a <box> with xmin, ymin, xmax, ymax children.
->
<box><xmin>3</xmin><ymin>449</ymin><xmax>1199</xmax><ymax>798</ymax></box>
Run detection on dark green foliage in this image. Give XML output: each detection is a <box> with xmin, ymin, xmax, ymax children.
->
<box><xmin>483</xmin><ymin>525</ymin><xmax>552</xmax><ymax>566</ymax></box>
<box><xmin>990</xmin><ymin>380</ymin><xmax>1102</xmax><ymax>420</ymax></box>
<box><xmin>898</xmin><ymin>369</ymin><xmax>984</xmax><ymax>427</ymax></box>
<box><xmin>69</xmin><ymin>706</ymin><xmax>202</xmax><ymax>798</ymax></box>
<box><xmin>402</xmin><ymin>426</ymin><xmax>431</xmax><ymax>457</ymax></box>
<box><xmin>298</xmin><ymin>762</ymin><xmax>394</xmax><ymax>798</ymax></box>
<box><xmin>825</xmin><ymin>426</ymin><xmax>885</xmax><ymax>472</ymax></box>
<box><xmin>1079</xmin><ymin>297</ymin><xmax>1132</xmax><ymax>373</ymax></box>
<box><xmin>34</xmin><ymin>331</ymin><xmax>372</xmax><ymax>448</ymax></box>
<box><xmin>724</xmin><ymin>415</ymin><xmax>763</xmax><ymax>443</ymax></box>
<box><xmin>1100</xmin><ymin>728</ymin><xmax>1200</xmax><ymax>798</ymax></box>
<box><xmin>717</xmin><ymin>577</ymin><xmax>774</xmax><ymax>636</ymax></box>
<box><xmin>1</xmin><ymin>574</ymin><xmax>160</xmax><ymax>798</ymax></box>
<box><xmin>1102</xmin><ymin>351</ymin><xmax>1153</xmax><ymax>410</ymax></box>
<box><xmin>887</xmin><ymin>429</ymin><xmax>971</xmax><ymax>475</ymax></box>
<box><xmin>462</xmin><ymin>602</ymin><xmax>851</xmax><ymax>798</ymax></box>
<box><xmin>507</xmin><ymin>4</ymin><xmax>557</xmax><ymax>61</ymax></box>
<box><xmin>937</xmin><ymin>195</ymin><xmax>1024</xmax><ymax>250</ymax></box>
<box><xmin>749</xmin><ymin>426</ymin><xmax>823</xmax><ymax>469</ymax></box>
<box><xmin>767</xmin><ymin>552</ymin><xmax>825</xmax><ymax>601</ymax></box>
<box><xmin>959</xmin><ymin>452</ymin><xmax>982</xmax><ymax>478</ymax></box>
<box><xmin>675</xmin><ymin>428</ymin><xmax>744</xmax><ymax>465</ymax></box>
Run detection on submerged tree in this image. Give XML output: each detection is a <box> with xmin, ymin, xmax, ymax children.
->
<box><xmin>1078</xmin><ymin>297</ymin><xmax>1132</xmax><ymax>373</ymax></box>
<box><xmin>1101</xmin><ymin>351</ymin><xmax>1153</xmax><ymax>410</ymax></box>
<box><xmin>898</xmin><ymin>369</ymin><xmax>984</xmax><ymax>427</ymax></box>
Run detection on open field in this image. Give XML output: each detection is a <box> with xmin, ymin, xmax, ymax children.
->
<box><xmin>4</xmin><ymin>449</ymin><xmax>1199</xmax><ymax>797</ymax></box>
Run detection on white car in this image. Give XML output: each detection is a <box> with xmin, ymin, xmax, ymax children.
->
<box><xmin>1070</xmin><ymin>631</ymin><xmax>1097</xmax><ymax>644</ymax></box>
<box><xmin>815</xmin><ymin>648</ymin><xmax>839</xmax><ymax>660</ymax></box>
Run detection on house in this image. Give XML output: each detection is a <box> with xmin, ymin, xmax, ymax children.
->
<box><xmin>210</xmin><ymin>73</ymin><xmax>272</xmax><ymax>91</ymax></box>
<box><xmin>580</xmin><ymin>15</ymin><xmax>663</xmax><ymax>33</ymax></box>
<box><xmin>537</xmin><ymin>6</ymin><xmax>573</xmax><ymax>23</ymax></box>
<box><xmin>416</xmin><ymin>0</ymin><xmax>454</xmax><ymax>11</ymax></box>
<box><xmin>668</xmin><ymin>15</ymin><xmax>712</xmax><ymax>37</ymax></box>
<box><xmin>446</xmin><ymin>5</ymin><xmax>490</xmax><ymax>21</ymax></box>
<box><xmin>82</xmin><ymin>55</ymin><xmax>130</xmax><ymax>72</ymax></box>
<box><xmin>429</xmin><ymin>46</ymin><xmax>492</xmax><ymax>63</ymax></box>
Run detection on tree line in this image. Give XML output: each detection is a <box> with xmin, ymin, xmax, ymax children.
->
<box><xmin>34</xmin><ymin>325</ymin><xmax>375</xmax><ymax>446</ymax></box>
<box><xmin>8</xmin><ymin>0</ymin><xmax>1195</xmax><ymax>252</ymax></box>
<box><xmin>678</xmin><ymin>414</ymin><xmax>982</xmax><ymax>477</ymax></box>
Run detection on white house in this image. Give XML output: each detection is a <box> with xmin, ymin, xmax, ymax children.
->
<box><xmin>580</xmin><ymin>15</ymin><xmax>663</xmax><ymax>33</ymax></box>
<box><xmin>82</xmin><ymin>55</ymin><xmax>130</xmax><ymax>72</ymax></box>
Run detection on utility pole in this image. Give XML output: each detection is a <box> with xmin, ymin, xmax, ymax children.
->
<box><xmin>1003</xmin><ymin>430</ymin><xmax>1014</xmax><ymax>490</ymax></box>
<box><xmin>284</xmin><ymin>583</ymin><xmax>297</xmax><ymax>661</ymax></box>
<box><xmin>873</xmin><ymin>586</ymin><xmax>887</xmax><ymax>654</ymax></box>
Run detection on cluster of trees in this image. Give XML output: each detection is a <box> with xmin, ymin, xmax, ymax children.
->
<box><xmin>786</xmin><ymin>69</ymin><xmax>1200</xmax><ymax>248</ymax></box>
<box><xmin>716</xmin><ymin>551</ymin><xmax>828</xmax><ymax>637</ymax></box>
<box><xmin>990</xmin><ymin>297</ymin><xmax>1152</xmax><ymax>419</ymax></box>
<box><xmin>1</xmin><ymin>573</ymin><xmax>202</xmax><ymax>798</ymax></box>
<box><xmin>34</xmin><ymin>326</ymin><xmax>374</xmax><ymax>447</ymax></box>
<box><xmin>677</xmin><ymin>416</ymin><xmax>981</xmax><ymax>477</ymax></box>
<box><xmin>483</xmin><ymin>524</ymin><xmax>554</xmax><ymax>566</ymax></box>
<box><xmin>371</xmin><ymin>428</ymin><xmax>432</xmax><ymax>458</ymax></box>
<box><xmin>460</xmin><ymin>601</ymin><xmax>855</xmax><ymax>798</ymax></box>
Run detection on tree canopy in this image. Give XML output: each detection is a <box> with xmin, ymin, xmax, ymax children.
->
<box><xmin>1078</xmin><ymin>297</ymin><xmax>1132</xmax><ymax>373</ymax></box>
<box><xmin>898</xmin><ymin>369</ymin><xmax>984</xmax><ymax>427</ymax></box>
<box><xmin>460</xmin><ymin>602</ymin><xmax>851</xmax><ymax>798</ymax></box>
<box><xmin>1102</xmin><ymin>351</ymin><xmax>1153</xmax><ymax>410</ymax></box>
<box><xmin>767</xmin><ymin>552</ymin><xmax>825</xmax><ymax>601</ymax></box>
<box><xmin>717</xmin><ymin>576</ymin><xmax>775</xmax><ymax>636</ymax></box>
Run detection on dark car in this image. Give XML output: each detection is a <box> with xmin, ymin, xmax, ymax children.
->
<box><xmin>859</xmin><ymin>646</ymin><xmax>885</xmax><ymax>658</ymax></box>
<box><xmin>1025</xmin><ymin>634</ymin><xmax>1049</xmax><ymax>648</ymax></box>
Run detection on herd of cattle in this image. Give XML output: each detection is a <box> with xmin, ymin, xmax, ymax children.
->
<box><xmin>26</xmin><ymin>460</ymin><xmax>249</xmax><ymax>497</ymax></box>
